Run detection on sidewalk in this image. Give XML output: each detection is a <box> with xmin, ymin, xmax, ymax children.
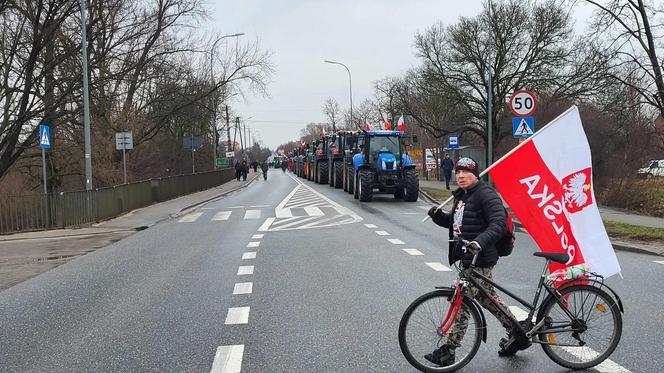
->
<box><xmin>0</xmin><ymin>175</ymin><xmax>258</xmax><ymax>291</ymax></box>
<box><xmin>419</xmin><ymin>179</ymin><xmax>664</xmax><ymax>257</ymax></box>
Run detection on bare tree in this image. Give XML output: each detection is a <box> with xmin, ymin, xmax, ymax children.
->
<box><xmin>322</xmin><ymin>97</ymin><xmax>340</xmax><ymax>132</ymax></box>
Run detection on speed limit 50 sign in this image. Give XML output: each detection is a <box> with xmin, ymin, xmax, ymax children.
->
<box><xmin>509</xmin><ymin>90</ymin><xmax>537</xmax><ymax>117</ymax></box>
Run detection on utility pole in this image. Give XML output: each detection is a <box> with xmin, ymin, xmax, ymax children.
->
<box><xmin>226</xmin><ymin>105</ymin><xmax>231</xmax><ymax>152</ymax></box>
<box><xmin>80</xmin><ymin>0</ymin><xmax>93</xmax><ymax>190</ymax></box>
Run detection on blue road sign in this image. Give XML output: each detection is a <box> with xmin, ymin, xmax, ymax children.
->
<box><xmin>39</xmin><ymin>125</ymin><xmax>51</xmax><ymax>149</ymax></box>
<box><xmin>512</xmin><ymin>117</ymin><xmax>535</xmax><ymax>138</ymax></box>
<box><xmin>448</xmin><ymin>135</ymin><xmax>460</xmax><ymax>149</ymax></box>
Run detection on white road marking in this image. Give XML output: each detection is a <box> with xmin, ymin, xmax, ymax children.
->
<box><xmin>258</xmin><ymin>217</ymin><xmax>275</xmax><ymax>232</ymax></box>
<box><xmin>252</xmin><ymin>234</ymin><xmax>264</xmax><ymax>239</ymax></box>
<box><xmin>178</xmin><ymin>212</ymin><xmax>202</xmax><ymax>223</ymax></box>
<box><xmin>243</xmin><ymin>210</ymin><xmax>261</xmax><ymax>219</ymax></box>
<box><xmin>225</xmin><ymin>307</ymin><xmax>250</xmax><ymax>324</ymax></box>
<box><xmin>246</xmin><ymin>241</ymin><xmax>260</xmax><ymax>248</ymax></box>
<box><xmin>654</xmin><ymin>260</ymin><xmax>664</xmax><ymax>265</ymax></box>
<box><xmin>508</xmin><ymin>305</ymin><xmax>630</xmax><ymax>373</ymax></box>
<box><xmin>425</xmin><ymin>262</ymin><xmax>452</xmax><ymax>271</ymax></box>
<box><xmin>418</xmin><ymin>206</ymin><xmax>431</xmax><ymax>210</ymax></box>
<box><xmin>212</xmin><ymin>211</ymin><xmax>232</xmax><ymax>221</ymax></box>
<box><xmin>275</xmin><ymin>208</ymin><xmax>293</xmax><ymax>218</ymax></box>
<box><xmin>227</xmin><ymin>206</ymin><xmax>246</xmax><ymax>209</ymax></box>
<box><xmin>375</xmin><ymin>230</ymin><xmax>390</xmax><ymax>236</ymax></box>
<box><xmin>233</xmin><ymin>282</ymin><xmax>253</xmax><ymax>295</ymax></box>
<box><xmin>402</xmin><ymin>249</ymin><xmax>424</xmax><ymax>256</ymax></box>
<box><xmin>250</xmin><ymin>205</ymin><xmax>271</xmax><ymax>208</ymax></box>
<box><xmin>364</xmin><ymin>224</ymin><xmax>378</xmax><ymax>228</ymax></box>
<box><xmin>304</xmin><ymin>206</ymin><xmax>324</xmax><ymax>216</ymax></box>
<box><xmin>237</xmin><ymin>266</ymin><xmax>254</xmax><ymax>275</ymax></box>
<box><xmin>210</xmin><ymin>345</ymin><xmax>244</xmax><ymax>373</ymax></box>
<box><xmin>387</xmin><ymin>238</ymin><xmax>405</xmax><ymax>245</ymax></box>
<box><xmin>401</xmin><ymin>212</ymin><xmax>420</xmax><ymax>215</ymax></box>
<box><xmin>242</xmin><ymin>252</ymin><xmax>257</xmax><ymax>259</ymax></box>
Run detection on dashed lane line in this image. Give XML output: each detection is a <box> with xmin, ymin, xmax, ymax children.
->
<box><xmin>508</xmin><ymin>306</ymin><xmax>630</xmax><ymax>373</ymax></box>
<box><xmin>425</xmin><ymin>262</ymin><xmax>452</xmax><ymax>272</ymax></box>
<box><xmin>242</xmin><ymin>252</ymin><xmax>257</xmax><ymax>260</ymax></box>
<box><xmin>402</xmin><ymin>249</ymin><xmax>424</xmax><ymax>256</ymax></box>
<box><xmin>212</xmin><ymin>211</ymin><xmax>232</xmax><ymax>221</ymax></box>
<box><xmin>375</xmin><ymin>230</ymin><xmax>391</xmax><ymax>236</ymax></box>
<box><xmin>387</xmin><ymin>238</ymin><xmax>405</xmax><ymax>245</ymax></box>
<box><xmin>225</xmin><ymin>307</ymin><xmax>250</xmax><ymax>325</ymax></box>
<box><xmin>210</xmin><ymin>345</ymin><xmax>244</xmax><ymax>373</ymax></box>
<box><xmin>252</xmin><ymin>234</ymin><xmax>264</xmax><ymax>239</ymax></box>
<box><xmin>178</xmin><ymin>212</ymin><xmax>202</xmax><ymax>223</ymax></box>
<box><xmin>246</xmin><ymin>241</ymin><xmax>260</xmax><ymax>248</ymax></box>
<box><xmin>233</xmin><ymin>282</ymin><xmax>253</xmax><ymax>295</ymax></box>
<box><xmin>243</xmin><ymin>210</ymin><xmax>261</xmax><ymax>219</ymax></box>
<box><xmin>237</xmin><ymin>266</ymin><xmax>254</xmax><ymax>275</ymax></box>
<box><xmin>364</xmin><ymin>224</ymin><xmax>378</xmax><ymax>228</ymax></box>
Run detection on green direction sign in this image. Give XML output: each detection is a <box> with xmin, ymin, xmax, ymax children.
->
<box><xmin>216</xmin><ymin>158</ymin><xmax>230</xmax><ymax>167</ymax></box>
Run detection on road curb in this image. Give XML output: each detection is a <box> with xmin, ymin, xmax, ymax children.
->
<box><xmin>176</xmin><ymin>174</ymin><xmax>259</xmax><ymax>215</ymax></box>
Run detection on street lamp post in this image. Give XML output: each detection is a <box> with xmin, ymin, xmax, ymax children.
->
<box><xmin>80</xmin><ymin>0</ymin><xmax>93</xmax><ymax>190</ymax></box>
<box><xmin>324</xmin><ymin>60</ymin><xmax>353</xmax><ymax>131</ymax></box>
<box><xmin>210</xmin><ymin>33</ymin><xmax>244</xmax><ymax>169</ymax></box>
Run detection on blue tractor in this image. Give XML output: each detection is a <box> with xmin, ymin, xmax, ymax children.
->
<box><xmin>352</xmin><ymin>130</ymin><xmax>419</xmax><ymax>202</ymax></box>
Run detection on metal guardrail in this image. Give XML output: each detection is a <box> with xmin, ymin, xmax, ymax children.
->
<box><xmin>0</xmin><ymin>168</ymin><xmax>235</xmax><ymax>234</ymax></box>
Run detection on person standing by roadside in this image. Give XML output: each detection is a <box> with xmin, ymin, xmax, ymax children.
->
<box><xmin>442</xmin><ymin>153</ymin><xmax>454</xmax><ymax>190</ymax></box>
<box><xmin>241</xmin><ymin>160</ymin><xmax>248</xmax><ymax>181</ymax></box>
<box><xmin>260</xmin><ymin>160</ymin><xmax>269</xmax><ymax>180</ymax></box>
<box><xmin>234</xmin><ymin>161</ymin><xmax>242</xmax><ymax>181</ymax></box>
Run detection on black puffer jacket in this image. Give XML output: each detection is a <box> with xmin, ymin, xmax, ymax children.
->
<box><xmin>431</xmin><ymin>180</ymin><xmax>506</xmax><ymax>268</ymax></box>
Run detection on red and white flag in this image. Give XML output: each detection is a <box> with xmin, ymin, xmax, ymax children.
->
<box><xmin>488</xmin><ymin>106</ymin><xmax>621</xmax><ymax>279</ymax></box>
<box><xmin>397</xmin><ymin>115</ymin><xmax>406</xmax><ymax>131</ymax></box>
<box><xmin>383</xmin><ymin>115</ymin><xmax>392</xmax><ymax>130</ymax></box>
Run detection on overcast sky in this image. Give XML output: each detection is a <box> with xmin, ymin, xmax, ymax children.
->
<box><xmin>208</xmin><ymin>0</ymin><xmax>594</xmax><ymax>150</ymax></box>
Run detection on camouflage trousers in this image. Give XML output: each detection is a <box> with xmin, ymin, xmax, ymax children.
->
<box><xmin>446</xmin><ymin>266</ymin><xmax>517</xmax><ymax>348</ymax></box>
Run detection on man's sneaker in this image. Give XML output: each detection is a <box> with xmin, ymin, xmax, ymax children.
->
<box><xmin>424</xmin><ymin>344</ymin><xmax>455</xmax><ymax>366</ymax></box>
<box><xmin>498</xmin><ymin>335</ymin><xmax>532</xmax><ymax>357</ymax></box>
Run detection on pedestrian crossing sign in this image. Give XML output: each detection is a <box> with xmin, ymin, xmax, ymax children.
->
<box><xmin>512</xmin><ymin>117</ymin><xmax>534</xmax><ymax>138</ymax></box>
<box><xmin>39</xmin><ymin>125</ymin><xmax>51</xmax><ymax>149</ymax></box>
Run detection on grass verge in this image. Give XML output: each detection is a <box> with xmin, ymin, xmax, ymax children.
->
<box><xmin>604</xmin><ymin>221</ymin><xmax>664</xmax><ymax>243</ymax></box>
<box><xmin>421</xmin><ymin>187</ymin><xmax>452</xmax><ymax>202</ymax></box>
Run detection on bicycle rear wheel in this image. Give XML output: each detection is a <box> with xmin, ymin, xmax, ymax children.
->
<box><xmin>538</xmin><ymin>284</ymin><xmax>622</xmax><ymax>370</ymax></box>
<box><xmin>398</xmin><ymin>290</ymin><xmax>482</xmax><ymax>372</ymax></box>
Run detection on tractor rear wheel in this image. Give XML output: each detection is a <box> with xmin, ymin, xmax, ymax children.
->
<box><xmin>359</xmin><ymin>169</ymin><xmax>374</xmax><ymax>202</ymax></box>
<box><xmin>404</xmin><ymin>168</ymin><xmax>419</xmax><ymax>202</ymax></box>
<box><xmin>334</xmin><ymin>161</ymin><xmax>343</xmax><ymax>188</ymax></box>
<box><xmin>349</xmin><ymin>169</ymin><xmax>356</xmax><ymax>196</ymax></box>
<box><xmin>318</xmin><ymin>161</ymin><xmax>329</xmax><ymax>184</ymax></box>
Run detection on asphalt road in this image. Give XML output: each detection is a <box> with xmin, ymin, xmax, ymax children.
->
<box><xmin>1</xmin><ymin>169</ymin><xmax>662</xmax><ymax>372</ymax></box>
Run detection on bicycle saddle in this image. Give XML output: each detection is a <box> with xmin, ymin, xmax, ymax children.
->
<box><xmin>533</xmin><ymin>251</ymin><xmax>569</xmax><ymax>264</ymax></box>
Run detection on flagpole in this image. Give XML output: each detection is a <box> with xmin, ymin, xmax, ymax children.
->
<box><xmin>422</xmin><ymin>105</ymin><xmax>579</xmax><ymax>222</ymax></box>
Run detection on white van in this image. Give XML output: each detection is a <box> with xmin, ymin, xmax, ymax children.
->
<box><xmin>637</xmin><ymin>160</ymin><xmax>664</xmax><ymax>178</ymax></box>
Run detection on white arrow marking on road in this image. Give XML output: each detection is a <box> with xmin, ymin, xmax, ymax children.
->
<box><xmin>364</xmin><ymin>224</ymin><xmax>378</xmax><ymax>228</ymax></box>
<box><xmin>252</xmin><ymin>234</ymin><xmax>264</xmax><ymax>239</ymax></box>
<box><xmin>178</xmin><ymin>212</ymin><xmax>203</xmax><ymax>223</ymax></box>
<box><xmin>403</xmin><ymin>249</ymin><xmax>424</xmax><ymax>256</ymax></box>
<box><xmin>233</xmin><ymin>282</ymin><xmax>253</xmax><ymax>295</ymax></box>
<box><xmin>375</xmin><ymin>230</ymin><xmax>390</xmax><ymax>236</ymax></box>
<box><xmin>387</xmin><ymin>238</ymin><xmax>405</xmax><ymax>245</ymax></box>
<box><xmin>237</xmin><ymin>266</ymin><xmax>254</xmax><ymax>275</ymax></box>
<box><xmin>225</xmin><ymin>307</ymin><xmax>250</xmax><ymax>324</ymax></box>
<box><xmin>212</xmin><ymin>211</ymin><xmax>232</xmax><ymax>221</ymax></box>
<box><xmin>425</xmin><ymin>262</ymin><xmax>452</xmax><ymax>272</ymax></box>
<box><xmin>243</xmin><ymin>210</ymin><xmax>261</xmax><ymax>219</ymax></box>
<box><xmin>508</xmin><ymin>306</ymin><xmax>630</xmax><ymax>373</ymax></box>
<box><xmin>246</xmin><ymin>241</ymin><xmax>260</xmax><ymax>248</ymax></box>
<box><xmin>210</xmin><ymin>345</ymin><xmax>244</xmax><ymax>373</ymax></box>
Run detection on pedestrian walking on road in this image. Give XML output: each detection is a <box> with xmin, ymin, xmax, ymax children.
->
<box><xmin>241</xmin><ymin>160</ymin><xmax>248</xmax><ymax>181</ymax></box>
<box><xmin>442</xmin><ymin>153</ymin><xmax>454</xmax><ymax>190</ymax></box>
<box><xmin>425</xmin><ymin>157</ymin><xmax>530</xmax><ymax>367</ymax></box>
<box><xmin>281</xmin><ymin>160</ymin><xmax>288</xmax><ymax>173</ymax></box>
<box><xmin>260</xmin><ymin>160</ymin><xmax>269</xmax><ymax>180</ymax></box>
<box><xmin>234</xmin><ymin>161</ymin><xmax>242</xmax><ymax>181</ymax></box>
<box><xmin>251</xmin><ymin>160</ymin><xmax>259</xmax><ymax>173</ymax></box>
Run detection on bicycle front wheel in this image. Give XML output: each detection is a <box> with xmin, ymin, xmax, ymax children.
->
<box><xmin>538</xmin><ymin>284</ymin><xmax>622</xmax><ymax>370</ymax></box>
<box><xmin>398</xmin><ymin>290</ymin><xmax>482</xmax><ymax>372</ymax></box>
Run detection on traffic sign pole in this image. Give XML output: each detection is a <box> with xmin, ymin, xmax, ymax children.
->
<box><xmin>122</xmin><ymin>146</ymin><xmax>127</xmax><ymax>184</ymax></box>
<box><xmin>41</xmin><ymin>147</ymin><xmax>49</xmax><ymax>228</ymax></box>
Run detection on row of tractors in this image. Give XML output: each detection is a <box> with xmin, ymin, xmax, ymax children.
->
<box><xmin>289</xmin><ymin>130</ymin><xmax>419</xmax><ymax>202</ymax></box>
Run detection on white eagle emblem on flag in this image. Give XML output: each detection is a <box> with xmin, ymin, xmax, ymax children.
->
<box><xmin>562</xmin><ymin>168</ymin><xmax>593</xmax><ymax>213</ymax></box>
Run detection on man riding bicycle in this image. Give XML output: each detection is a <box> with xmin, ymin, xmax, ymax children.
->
<box><xmin>426</xmin><ymin>157</ymin><xmax>531</xmax><ymax>366</ymax></box>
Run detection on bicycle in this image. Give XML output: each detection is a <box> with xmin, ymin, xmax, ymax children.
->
<box><xmin>398</xmin><ymin>237</ymin><xmax>624</xmax><ymax>372</ymax></box>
